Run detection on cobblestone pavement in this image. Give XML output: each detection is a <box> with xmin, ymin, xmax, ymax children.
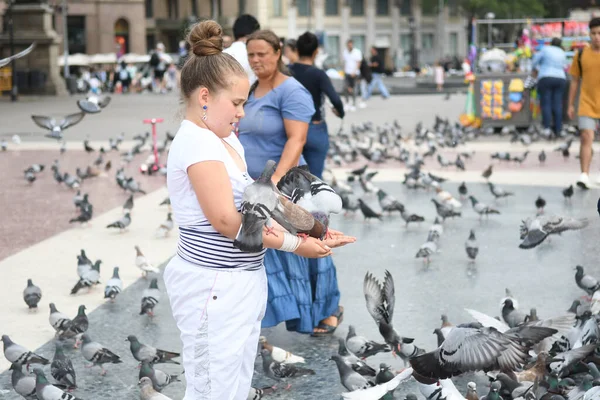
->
<box><xmin>1</xmin><ymin>179</ymin><xmax>598</xmax><ymax>399</ymax></box>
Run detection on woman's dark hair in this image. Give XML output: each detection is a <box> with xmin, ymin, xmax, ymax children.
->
<box><xmin>246</xmin><ymin>30</ymin><xmax>290</xmax><ymax>94</ymax></box>
<box><xmin>296</xmin><ymin>31</ymin><xmax>319</xmax><ymax>58</ymax></box>
<box><xmin>550</xmin><ymin>37</ymin><xmax>562</xmax><ymax>48</ymax></box>
<box><xmin>179</xmin><ymin>20</ymin><xmax>246</xmax><ymax>100</ymax></box>
<box><xmin>285</xmin><ymin>39</ymin><xmax>297</xmax><ymax>52</ymax></box>
<box><xmin>232</xmin><ymin>14</ymin><xmax>261</xmax><ymax>40</ymax></box>
<box><xmin>590</xmin><ymin>18</ymin><xmax>600</xmax><ymax>30</ymax></box>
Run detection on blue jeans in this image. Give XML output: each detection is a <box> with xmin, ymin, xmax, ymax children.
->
<box><xmin>537</xmin><ymin>77</ymin><xmax>566</xmax><ymax>133</ymax></box>
<box><xmin>363</xmin><ymin>73</ymin><xmax>390</xmax><ymax>100</ymax></box>
<box><xmin>302</xmin><ymin>122</ymin><xmax>329</xmax><ymax>179</ymax></box>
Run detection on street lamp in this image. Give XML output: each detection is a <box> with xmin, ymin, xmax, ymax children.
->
<box><xmin>485</xmin><ymin>12</ymin><xmax>495</xmax><ymax>49</ymax></box>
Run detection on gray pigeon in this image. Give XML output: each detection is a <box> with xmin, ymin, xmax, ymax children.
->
<box><xmin>32</xmin><ymin>368</ymin><xmax>82</xmax><ymax>400</ymax></box>
<box><xmin>139</xmin><ymin>361</ymin><xmax>180</xmax><ymax>391</ymax></box>
<box><xmin>80</xmin><ymin>334</ymin><xmax>122</xmax><ymax>375</ymax></box>
<box><xmin>10</xmin><ymin>363</ymin><xmax>36</xmax><ymax>399</ymax></box>
<box><xmin>549</xmin><ymin>344</ymin><xmax>597</xmax><ymax>378</ymax></box>
<box><xmin>502</xmin><ymin>299</ymin><xmax>527</xmax><ymax>328</ymax></box>
<box><xmin>519</xmin><ymin>215</ymin><xmax>589</xmax><ymax>249</ymax></box>
<box><xmin>345</xmin><ymin>325</ymin><xmax>391</xmax><ymax>359</ymax></box>
<box><xmin>469</xmin><ymin>196</ymin><xmax>500</xmax><ymax>217</ymax></box>
<box><xmin>77</xmin><ymin>94</ymin><xmax>111</xmax><ymax>114</ymax></box>
<box><xmin>139</xmin><ymin>376</ymin><xmax>173</xmax><ymax>400</ymax></box>
<box><xmin>2</xmin><ymin>335</ymin><xmax>49</xmax><ymax>368</ymax></box>
<box><xmin>50</xmin><ymin>342</ymin><xmax>77</xmax><ymax>389</ymax></box>
<box><xmin>260</xmin><ymin>348</ymin><xmax>315</xmax><ymax>383</ymax></box>
<box><xmin>57</xmin><ymin>305</ymin><xmax>88</xmax><ymax>348</ymax></box>
<box><xmin>70</xmin><ymin>260</ymin><xmax>101</xmax><ymax>294</ymax></box>
<box><xmin>123</xmin><ymin>194</ymin><xmax>134</xmax><ymax>213</ymax></box>
<box><xmin>104</xmin><ymin>266</ymin><xmax>123</xmax><ymax>301</ymax></box>
<box><xmin>465</xmin><ymin>230</ymin><xmax>479</xmax><ymax>261</ymax></box>
<box><xmin>140</xmin><ymin>279</ymin><xmax>161</xmax><ymax>317</ymax></box>
<box><xmin>338</xmin><ymin>337</ymin><xmax>376</xmax><ymax>376</ymax></box>
<box><xmin>31</xmin><ymin>112</ymin><xmax>85</xmax><ymax>140</ymax></box>
<box><xmin>48</xmin><ymin>303</ymin><xmax>71</xmax><ymax>333</ymax></box>
<box><xmin>247</xmin><ymin>387</ymin><xmax>275</xmax><ymax>399</ymax></box>
<box><xmin>330</xmin><ymin>354</ymin><xmax>374</xmax><ymax>391</ymax></box>
<box><xmin>431</xmin><ymin>199</ymin><xmax>461</xmax><ymax>221</ymax></box>
<box><xmin>106</xmin><ymin>212</ymin><xmax>131</xmax><ymax>231</ymax></box>
<box><xmin>23</xmin><ymin>279</ymin><xmax>42</xmax><ymax>311</ymax></box>
<box><xmin>127</xmin><ymin>335</ymin><xmax>180</xmax><ymax>365</ymax></box>
<box><xmin>575</xmin><ymin>266</ymin><xmax>600</xmax><ymax>296</ymax></box>
<box><xmin>488</xmin><ymin>182</ymin><xmax>514</xmax><ymax>199</ymax></box>
<box><xmin>234</xmin><ymin>160</ymin><xmax>279</xmax><ymax>252</ymax></box>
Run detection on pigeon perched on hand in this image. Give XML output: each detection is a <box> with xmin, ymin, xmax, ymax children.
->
<box><xmin>31</xmin><ymin>112</ymin><xmax>85</xmax><ymax>140</ymax></box>
<box><xmin>23</xmin><ymin>279</ymin><xmax>41</xmax><ymax>311</ymax></box>
<box><xmin>140</xmin><ymin>278</ymin><xmax>161</xmax><ymax>317</ymax></box>
<box><xmin>127</xmin><ymin>335</ymin><xmax>180</xmax><ymax>365</ymax></box>
<box><xmin>33</xmin><ymin>368</ymin><xmax>82</xmax><ymax>400</ymax></box>
<box><xmin>80</xmin><ymin>334</ymin><xmax>122</xmax><ymax>375</ymax></box>
<box><xmin>2</xmin><ymin>335</ymin><xmax>49</xmax><ymax>368</ymax></box>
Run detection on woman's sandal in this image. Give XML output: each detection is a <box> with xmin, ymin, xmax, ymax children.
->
<box><xmin>311</xmin><ymin>306</ymin><xmax>344</xmax><ymax>337</ymax></box>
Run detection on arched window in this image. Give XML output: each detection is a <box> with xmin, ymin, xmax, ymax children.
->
<box><xmin>114</xmin><ymin>18</ymin><xmax>130</xmax><ymax>56</ymax></box>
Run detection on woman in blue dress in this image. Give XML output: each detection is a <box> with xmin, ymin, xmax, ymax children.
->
<box><xmin>238</xmin><ymin>29</ymin><xmax>345</xmax><ymax>335</ymax></box>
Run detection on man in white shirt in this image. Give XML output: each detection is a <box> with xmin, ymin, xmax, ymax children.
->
<box><xmin>224</xmin><ymin>14</ymin><xmax>261</xmax><ymax>85</ymax></box>
<box><xmin>342</xmin><ymin>39</ymin><xmax>363</xmax><ymax>111</ymax></box>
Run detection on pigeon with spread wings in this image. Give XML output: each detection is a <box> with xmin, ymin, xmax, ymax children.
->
<box><xmin>31</xmin><ymin>112</ymin><xmax>85</xmax><ymax>140</ymax></box>
<box><xmin>0</xmin><ymin>43</ymin><xmax>35</xmax><ymax>68</ymax></box>
<box><xmin>77</xmin><ymin>95</ymin><xmax>112</xmax><ymax>114</ymax></box>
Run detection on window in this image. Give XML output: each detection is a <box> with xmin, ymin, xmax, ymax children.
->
<box><xmin>67</xmin><ymin>16</ymin><xmax>86</xmax><ymax>54</ymax></box>
<box><xmin>273</xmin><ymin>0</ymin><xmax>282</xmax><ymax>16</ymax></box>
<box><xmin>448</xmin><ymin>0</ymin><xmax>459</xmax><ymax>16</ymax></box>
<box><xmin>167</xmin><ymin>0</ymin><xmax>178</xmax><ymax>18</ymax></box>
<box><xmin>146</xmin><ymin>34</ymin><xmax>156</xmax><ymax>53</ymax></box>
<box><xmin>350</xmin><ymin>34</ymin><xmax>365</xmax><ymax>54</ymax></box>
<box><xmin>191</xmin><ymin>0</ymin><xmax>198</xmax><ymax>17</ymax></box>
<box><xmin>400</xmin><ymin>33</ymin><xmax>410</xmax><ymax>53</ymax></box>
<box><xmin>422</xmin><ymin>33</ymin><xmax>434</xmax><ymax>50</ymax></box>
<box><xmin>350</xmin><ymin>0</ymin><xmax>364</xmax><ymax>15</ymax></box>
<box><xmin>325</xmin><ymin>35</ymin><xmax>340</xmax><ymax>67</ymax></box>
<box><xmin>297</xmin><ymin>0</ymin><xmax>311</xmax><ymax>16</ymax></box>
<box><xmin>145</xmin><ymin>0</ymin><xmax>153</xmax><ymax>18</ymax></box>
<box><xmin>325</xmin><ymin>0</ymin><xmax>338</xmax><ymax>15</ymax></box>
<box><xmin>376</xmin><ymin>0</ymin><xmax>389</xmax><ymax>15</ymax></box>
<box><xmin>400</xmin><ymin>0</ymin><xmax>410</xmax><ymax>15</ymax></box>
<box><xmin>449</xmin><ymin>32</ymin><xmax>458</xmax><ymax>56</ymax></box>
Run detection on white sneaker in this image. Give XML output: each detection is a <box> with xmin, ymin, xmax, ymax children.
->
<box><xmin>577</xmin><ymin>173</ymin><xmax>590</xmax><ymax>189</ymax></box>
<box><xmin>344</xmin><ymin>104</ymin><xmax>350</xmax><ymax>111</ymax></box>
<box><xmin>349</xmin><ymin>105</ymin><xmax>356</xmax><ymax>112</ymax></box>
<box><xmin>358</xmin><ymin>101</ymin><xmax>367</xmax><ymax>109</ymax></box>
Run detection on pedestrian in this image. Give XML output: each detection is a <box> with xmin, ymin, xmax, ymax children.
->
<box><xmin>532</xmin><ymin>37</ymin><xmax>567</xmax><ymax>138</ymax></box>
<box><xmin>283</xmin><ymin>38</ymin><xmax>298</xmax><ymax>66</ymax></box>
<box><xmin>163</xmin><ymin>20</ymin><xmax>352</xmax><ymax>400</ymax></box>
<box><xmin>342</xmin><ymin>39</ymin><xmax>362</xmax><ymax>111</ymax></box>
<box><xmin>434</xmin><ymin>60</ymin><xmax>445</xmax><ymax>92</ymax></box>
<box><xmin>149</xmin><ymin>43</ymin><xmax>172</xmax><ymax>93</ymax></box>
<box><xmin>569</xmin><ymin>17</ymin><xmax>600</xmax><ymax>189</ymax></box>
<box><xmin>362</xmin><ymin>46</ymin><xmax>390</xmax><ymax>101</ymax></box>
<box><xmin>239</xmin><ymin>29</ymin><xmax>354</xmax><ymax>336</ymax></box>
<box><xmin>224</xmin><ymin>14</ymin><xmax>261</xmax><ymax>85</ymax></box>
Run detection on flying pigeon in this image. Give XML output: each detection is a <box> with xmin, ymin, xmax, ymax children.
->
<box><xmin>31</xmin><ymin>112</ymin><xmax>85</xmax><ymax>140</ymax></box>
<box><xmin>519</xmin><ymin>215</ymin><xmax>589</xmax><ymax>249</ymax></box>
<box><xmin>77</xmin><ymin>94</ymin><xmax>111</xmax><ymax>114</ymax></box>
<box><xmin>0</xmin><ymin>43</ymin><xmax>35</xmax><ymax>67</ymax></box>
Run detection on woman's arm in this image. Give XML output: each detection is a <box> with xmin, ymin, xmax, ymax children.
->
<box><xmin>273</xmin><ymin>119</ymin><xmax>308</xmax><ymax>182</ymax></box>
<box><xmin>531</xmin><ymin>49</ymin><xmax>543</xmax><ymax>70</ymax></box>
<box><xmin>321</xmin><ymin>71</ymin><xmax>345</xmax><ymax>119</ymax></box>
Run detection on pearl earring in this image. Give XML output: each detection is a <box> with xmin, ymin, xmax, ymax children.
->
<box><xmin>202</xmin><ymin>105</ymin><xmax>207</xmax><ymax>121</ymax></box>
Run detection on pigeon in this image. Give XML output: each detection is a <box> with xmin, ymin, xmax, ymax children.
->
<box><xmin>363</xmin><ymin>271</ymin><xmax>424</xmax><ymax>363</ymax></box>
<box><xmin>104</xmin><ymin>266</ymin><xmax>123</xmax><ymax>301</ymax></box>
<box><xmin>139</xmin><ymin>376</ymin><xmax>173</xmax><ymax>400</ymax></box>
<box><xmin>156</xmin><ymin>213</ymin><xmax>174</xmax><ymax>238</ymax></box>
<box><xmin>427</xmin><ymin>218</ymin><xmax>444</xmax><ymax>242</ymax></box>
<box><xmin>125</xmin><ymin>177</ymin><xmax>146</xmax><ymax>194</ymax></box>
<box><xmin>469</xmin><ymin>196</ymin><xmax>500</xmax><ymax>217</ymax></box>
<box><xmin>139</xmin><ymin>361</ymin><xmax>180</xmax><ymax>392</ymax></box>
<box><xmin>1</xmin><ymin>139</ymin><xmax>6</xmax><ymax>151</ymax></box>
<box><xmin>357</xmin><ymin>198</ymin><xmax>383</xmax><ymax>220</ymax></box>
<box><xmin>70</xmin><ymin>260</ymin><xmax>101</xmax><ymax>294</ymax></box>
<box><xmin>32</xmin><ymin>368</ymin><xmax>82</xmax><ymax>400</ymax></box>
<box><xmin>488</xmin><ymin>182</ymin><xmax>514</xmax><ymax>199</ymax></box>
<box><xmin>409</xmin><ymin>324</ymin><xmax>555</xmax><ymax>379</ymax></box>
<box><xmin>501</xmin><ymin>299</ymin><xmax>528</xmax><ymax>327</ymax></box>
<box><xmin>535</xmin><ymin>196</ymin><xmax>546</xmax><ymax>213</ymax></box>
<box><xmin>340</xmin><ymin>367</ymin><xmax>414</xmax><ymax>400</ymax></box>
<box><xmin>377</xmin><ymin>189</ymin><xmax>405</xmax><ymax>214</ymax></box>
<box><xmin>57</xmin><ymin>305</ymin><xmax>89</xmax><ymax>347</ymax></box>
<box><xmin>465</xmin><ymin>230</ymin><xmax>479</xmax><ymax>261</ymax></box>
<box><xmin>140</xmin><ymin>278</ymin><xmax>161</xmax><ymax>317</ymax></box>
<box><xmin>330</xmin><ymin>354</ymin><xmax>375</xmax><ymax>391</ymax></box>
<box><xmin>77</xmin><ymin>94</ymin><xmax>111</xmax><ymax>114</ymax></box>
<box><xmin>80</xmin><ymin>334</ymin><xmax>122</xmax><ymax>375</ymax></box>
<box><xmin>431</xmin><ymin>199</ymin><xmax>461</xmax><ymax>221</ymax></box>
<box><xmin>261</xmin><ymin>348</ymin><xmax>315</xmax><ymax>384</ymax></box>
<box><xmin>123</xmin><ymin>194</ymin><xmax>134</xmax><ymax>213</ymax></box>
<box><xmin>337</xmin><ymin>337</ymin><xmax>376</xmax><ymax>376</ymax></box>
<box><xmin>23</xmin><ymin>279</ymin><xmax>42</xmax><ymax>311</ymax></box>
<box><xmin>346</xmin><ymin>325</ymin><xmax>391</xmax><ymax>359</ymax></box>
<box><xmin>401</xmin><ymin>210</ymin><xmax>425</xmax><ymax>227</ymax></box>
<box><xmin>31</xmin><ymin>112</ymin><xmax>85</xmax><ymax>140</ymax></box>
<box><xmin>0</xmin><ymin>42</ymin><xmax>35</xmax><ymax>68</ymax></box>
<box><xmin>247</xmin><ymin>387</ymin><xmax>275</xmax><ymax>400</ymax></box>
<box><xmin>562</xmin><ymin>185</ymin><xmax>574</xmax><ymax>201</ymax></box>
<box><xmin>135</xmin><ymin>246</ymin><xmax>160</xmax><ymax>276</ymax></box>
<box><xmin>69</xmin><ymin>203</ymin><xmax>92</xmax><ymax>224</ymax></box>
<box><xmin>2</xmin><ymin>335</ymin><xmax>49</xmax><ymax>368</ymax></box>
<box><xmin>575</xmin><ymin>266</ymin><xmax>600</xmax><ymax>296</ymax></box>
<box><xmin>550</xmin><ymin>344</ymin><xmax>597</xmax><ymax>378</ymax></box>
<box><xmin>106</xmin><ymin>212</ymin><xmax>131</xmax><ymax>231</ymax></box>
<box><xmin>10</xmin><ymin>362</ymin><xmax>36</xmax><ymax>399</ymax></box>
<box><xmin>50</xmin><ymin>342</ymin><xmax>77</xmax><ymax>390</ymax></box>
<box><xmin>519</xmin><ymin>215</ymin><xmax>589</xmax><ymax>249</ymax></box>
<box><xmin>458</xmin><ymin>182</ymin><xmax>468</xmax><ymax>199</ymax></box>
<box><xmin>259</xmin><ymin>336</ymin><xmax>305</xmax><ymax>364</ymax></box>
<box><xmin>127</xmin><ymin>335</ymin><xmax>180</xmax><ymax>365</ymax></box>
<box><xmin>416</xmin><ymin>240</ymin><xmax>437</xmax><ymax>263</ymax></box>
<box><xmin>539</xmin><ymin>150</ymin><xmax>546</xmax><ymax>164</ymax></box>
<box><xmin>482</xmin><ymin>165</ymin><xmax>493</xmax><ymax>180</ymax></box>
<box><xmin>234</xmin><ymin>160</ymin><xmax>280</xmax><ymax>251</ymax></box>
<box><xmin>48</xmin><ymin>303</ymin><xmax>71</xmax><ymax>333</ymax></box>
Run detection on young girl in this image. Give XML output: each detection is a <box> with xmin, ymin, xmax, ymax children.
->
<box><xmin>164</xmin><ymin>20</ymin><xmax>354</xmax><ymax>400</ymax></box>
<box><xmin>434</xmin><ymin>61</ymin><xmax>445</xmax><ymax>92</ymax></box>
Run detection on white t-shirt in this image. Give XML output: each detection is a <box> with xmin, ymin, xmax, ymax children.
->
<box><xmin>224</xmin><ymin>41</ymin><xmax>257</xmax><ymax>85</ymax></box>
<box><xmin>343</xmin><ymin>48</ymin><xmax>363</xmax><ymax>75</ymax></box>
<box><xmin>167</xmin><ymin>120</ymin><xmax>253</xmax><ymax>228</ymax></box>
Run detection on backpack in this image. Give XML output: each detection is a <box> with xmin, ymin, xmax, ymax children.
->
<box><xmin>149</xmin><ymin>52</ymin><xmax>160</xmax><ymax>68</ymax></box>
<box><xmin>119</xmin><ymin>68</ymin><xmax>129</xmax><ymax>81</ymax></box>
<box><xmin>360</xmin><ymin>57</ymin><xmax>373</xmax><ymax>83</ymax></box>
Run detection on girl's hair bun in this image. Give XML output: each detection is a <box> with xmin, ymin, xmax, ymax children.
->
<box><xmin>188</xmin><ymin>20</ymin><xmax>224</xmax><ymax>57</ymax></box>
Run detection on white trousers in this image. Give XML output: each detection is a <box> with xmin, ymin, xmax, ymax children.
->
<box><xmin>163</xmin><ymin>256</ymin><xmax>267</xmax><ymax>400</ymax></box>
